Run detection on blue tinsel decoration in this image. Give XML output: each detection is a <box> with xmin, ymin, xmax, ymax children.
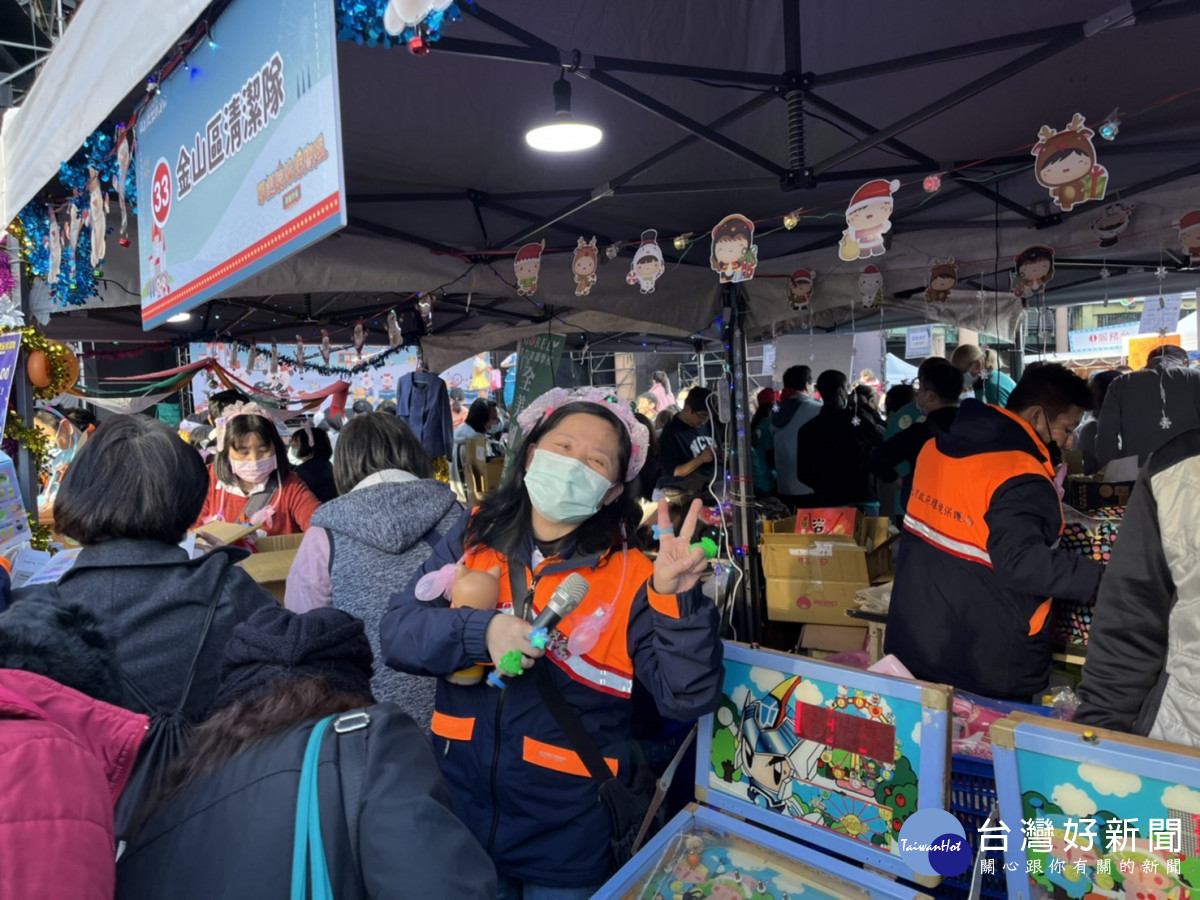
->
<box><xmin>334</xmin><ymin>0</ymin><xmax>469</xmax><ymax>49</ymax></box>
<box><xmin>17</xmin><ymin>124</ymin><xmax>136</xmax><ymax>308</ymax></box>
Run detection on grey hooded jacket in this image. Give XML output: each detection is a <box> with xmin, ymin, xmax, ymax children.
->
<box><xmin>1077</xmin><ymin>429</ymin><xmax>1200</xmax><ymax>746</ymax></box>
<box><xmin>311</xmin><ymin>472</ymin><xmax>462</xmax><ymax>728</ymax></box>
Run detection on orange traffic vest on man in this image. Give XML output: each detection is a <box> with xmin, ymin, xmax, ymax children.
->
<box><xmin>903</xmin><ymin>405</ymin><xmax>1063</xmax><ymax>637</ymax></box>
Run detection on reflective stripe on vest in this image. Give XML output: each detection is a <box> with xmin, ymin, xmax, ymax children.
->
<box><xmin>903</xmin><ymin>513</ymin><xmax>993</xmax><ymax>565</ymax></box>
<box><xmin>549</xmin><ymin>650</ymin><xmax>634</xmax><ymax>698</ymax></box>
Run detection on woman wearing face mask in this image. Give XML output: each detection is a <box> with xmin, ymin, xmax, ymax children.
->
<box><xmin>196</xmin><ymin>403</ymin><xmax>322</xmax><ymax>535</ymax></box>
<box><xmin>381</xmin><ymin>386</ymin><xmax>723</xmax><ymax>898</ymax></box>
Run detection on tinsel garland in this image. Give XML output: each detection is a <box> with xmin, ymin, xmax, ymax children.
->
<box><xmin>232</xmin><ymin>340</ymin><xmax>412</xmax><ymax>376</ymax></box>
<box><xmin>3</xmin><ymin>409</ymin><xmax>53</xmax><ymax>478</ymax></box>
<box><xmin>11</xmin><ymin>124</ymin><xmax>137</xmax><ymax>309</ymax></box>
<box><xmin>26</xmin><ymin>514</ymin><xmax>50</xmax><ymax>551</ymax></box>
<box><xmin>335</xmin><ymin>0</ymin><xmax>469</xmax><ymax>49</ymax></box>
<box><xmin>431</xmin><ymin>456</ymin><xmax>449</xmax><ymax>485</ymax></box>
<box><xmin>0</xmin><ymin>251</ymin><xmax>14</xmax><ymax>299</ymax></box>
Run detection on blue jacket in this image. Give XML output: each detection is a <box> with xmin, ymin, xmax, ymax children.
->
<box><xmin>379</xmin><ymin>515</ymin><xmax>723</xmax><ymax>888</ymax></box>
<box><xmin>395</xmin><ymin>372</ymin><xmax>454</xmax><ymax>461</ymax></box>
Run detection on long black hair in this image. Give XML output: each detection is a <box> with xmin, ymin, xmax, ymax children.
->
<box><xmin>213</xmin><ymin>413</ymin><xmax>291</xmax><ymax>485</ymax></box>
<box><xmin>465</xmin><ymin>401</ymin><xmax>638</xmax><ymax>563</ymax></box>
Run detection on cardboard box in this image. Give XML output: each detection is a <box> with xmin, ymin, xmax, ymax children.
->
<box><xmin>238</xmin><ymin>533</ymin><xmax>304</xmax><ymax>603</ymax></box>
<box><xmin>761</xmin><ymin>516</ymin><xmax>895</xmax><ymax>625</ymax></box>
<box><xmin>1066</xmin><ymin>475</ymin><xmax>1134</xmax><ymax>512</ymax></box>
<box><xmin>799</xmin><ymin>624</ymin><xmax>868</xmax><ymax>654</ymax></box>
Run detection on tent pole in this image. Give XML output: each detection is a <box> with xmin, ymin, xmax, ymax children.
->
<box><xmin>726</xmin><ymin>285</ymin><xmax>762</xmax><ymax>643</ymax></box>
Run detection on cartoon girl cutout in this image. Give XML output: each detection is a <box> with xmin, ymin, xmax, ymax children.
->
<box><xmin>788</xmin><ymin>268</ymin><xmax>814</xmax><ymax>312</ymax></box>
<box><xmin>626</xmin><ymin>230</ymin><xmax>665</xmax><ymax>294</ymax></box>
<box><xmin>513</xmin><ymin>240</ymin><xmax>546</xmax><ymax>296</ymax></box>
<box><xmin>709</xmin><ymin>214</ymin><xmax>759</xmax><ymax>283</ymax></box>
<box><xmin>1091</xmin><ymin>202</ymin><xmax>1134</xmax><ymax>248</ymax></box>
<box><xmin>925</xmin><ymin>259</ymin><xmax>958</xmax><ymax>304</ymax></box>
<box><xmin>1031</xmin><ymin>114</ymin><xmax>1108</xmax><ymax>212</ymax></box>
<box><xmin>571</xmin><ymin>236</ymin><xmax>598</xmax><ymax>296</ymax></box>
<box><xmin>1012</xmin><ymin>245</ymin><xmax>1055</xmax><ymax>299</ymax></box>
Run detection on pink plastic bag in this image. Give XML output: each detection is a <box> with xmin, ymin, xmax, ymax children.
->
<box><xmin>867</xmin><ymin>654</ymin><xmax>914</xmax><ymax>679</ymax></box>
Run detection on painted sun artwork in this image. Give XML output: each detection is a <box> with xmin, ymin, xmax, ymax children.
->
<box><xmin>632</xmin><ymin>826</ymin><xmax>855</xmax><ymax>900</ymax></box>
<box><xmin>708</xmin><ymin>659</ymin><xmax>925</xmax><ymax>856</ymax></box>
<box><xmin>1011</xmin><ymin>751</ymin><xmax>1200</xmax><ymax>900</ymax></box>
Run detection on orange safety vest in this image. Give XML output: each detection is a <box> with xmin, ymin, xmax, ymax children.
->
<box><xmin>903</xmin><ymin>406</ymin><xmax>1063</xmax><ymax>636</ymax></box>
<box><xmin>460</xmin><ymin>543</ymin><xmax>654</xmax><ymax>698</ymax></box>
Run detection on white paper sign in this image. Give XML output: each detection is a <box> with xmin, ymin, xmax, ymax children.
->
<box><xmin>1139</xmin><ymin>293</ymin><xmax>1183</xmax><ymax>335</ymax></box>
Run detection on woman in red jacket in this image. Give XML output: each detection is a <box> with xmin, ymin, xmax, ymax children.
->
<box><xmin>0</xmin><ymin>599</ymin><xmax>149</xmax><ymax>900</ymax></box>
<box><xmin>197</xmin><ymin>402</ymin><xmax>321</xmax><ymax>535</ymax></box>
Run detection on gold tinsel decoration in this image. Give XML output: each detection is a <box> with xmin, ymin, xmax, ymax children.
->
<box><xmin>5</xmin><ymin>408</ymin><xmax>52</xmax><ymax>477</ymax></box>
<box><xmin>26</xmin><ymin>513</ymin><xmax>49</xmax><ymax>551</ymax></box>
<box><xmin>432</xmin><ymin>455</ymin><xmax>450</xmax><ymax>485</ymax></box>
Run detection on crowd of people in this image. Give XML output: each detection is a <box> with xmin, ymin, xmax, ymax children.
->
<box><xmin>5</xmin><ymin>344</ymin><xmax>1200</xmax><ymax>897</ymax></box>
<box><xmin>748</xmin><ymin>345</ymin><xmax>1200</xmax><ymax>747</ymax></box>
<box><xmin>0</xmin><ymin>377</ymin><xmax>722</xmax><ymax>900</ymax></box>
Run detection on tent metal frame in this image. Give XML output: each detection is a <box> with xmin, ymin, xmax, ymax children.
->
<box><xmin>347</xmin><ymin>0</ymin><xmax>1200</xmax><ymax>257</ymax></box>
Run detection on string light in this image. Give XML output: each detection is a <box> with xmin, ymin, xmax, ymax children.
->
<box><xmin>782</xmin><ymin>211</ymin><xmax>801</xmax><ymax>230</ymax></box>
<box><xmin>672</xmin><ymin>234</ymin><xmax>689</xmax><ymax>251</ymax></box>
<box><xmin>923</xmin><ymin>174</ymin><xmax>942</xmax><ymax>193</ymax></box>
<box><xmin>1098</xmin><ymin>108</ymin><xmax>1121</xmax><ymax>141</ymax></box>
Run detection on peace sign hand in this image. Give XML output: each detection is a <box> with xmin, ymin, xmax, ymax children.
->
<box><xmin>652</xmin><ymin>499</ymin><xmax>709</xmax><ymax>596</ymax></box>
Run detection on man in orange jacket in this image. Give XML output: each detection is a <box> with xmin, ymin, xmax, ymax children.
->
<box><xmin>885</xmin><ymin>364</ymin><xmax>1104</xmax><ymax>701</ymax></box>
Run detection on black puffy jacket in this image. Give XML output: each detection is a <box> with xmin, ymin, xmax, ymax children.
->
<box><xmin>116</xmin><ymin>704</ymin><xmax>496</xmax><ymax>899</ymax></box>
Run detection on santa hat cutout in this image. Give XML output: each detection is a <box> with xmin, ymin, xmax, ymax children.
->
<box><xmin>862</xmin><ymin>264</ymin><xmax>881</xmax><ymax>277</ymax></box>
<box><xmin>790</xmin><ymin>268</ymin><xmax>813</xmax><ymax>284</ymax></box>
<box><xmin>848</xmin><ymin>180</ymin><xmax>900</xmax><ymax>213</ymax></box>
<box><xmin>1181</xmin><ymin>210</ymin><xmax>1200</xmax><ymax>234</ymax></box>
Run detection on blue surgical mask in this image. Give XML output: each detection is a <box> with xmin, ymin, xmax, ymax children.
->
<box><xmin>524</xmin><ymin>448</ymin><xmax>614</xmax><ymax>525</ymax></box>
<box><xmin>487</xmin><ymin>422</ymin><xmax>504</xmax><ymax>435</ymax></box>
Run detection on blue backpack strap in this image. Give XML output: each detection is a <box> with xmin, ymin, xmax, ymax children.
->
<box><xmin>291</xmin><ymin>715</ymin><xmax>336</xmax><ymax>900</ymax></box>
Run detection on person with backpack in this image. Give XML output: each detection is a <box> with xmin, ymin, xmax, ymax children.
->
<box><xmin>0</xmin><ymin>599</ymin><xmax>149</xmax><ymax>900</ymax></box>
<box><xmin>381</xmin><ymin>386</ymin><xmax>723</xmax><ymax>897</ymax></box>
<box><xmin>116</xmin><ymin>606</ymin><xmax>495</xmax><ymax>900</ymax></box>
<box><xmin>14</xmin><ymin>415</ymin><xmax>275</xmax><ymax>831</ymax></box>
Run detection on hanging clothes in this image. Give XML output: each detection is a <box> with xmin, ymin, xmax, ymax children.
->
<box><xmin>395</xmin><ymin>372</ymin><xmax>454</xmax><ymax>461</ymax></box>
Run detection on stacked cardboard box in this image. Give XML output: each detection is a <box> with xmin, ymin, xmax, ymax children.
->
<box><xmin>761</xmin><ymin>516</ymin><xmax>895</xmax><ymax>628</ymax></box>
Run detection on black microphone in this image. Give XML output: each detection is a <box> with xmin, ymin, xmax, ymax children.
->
<box><xmin>530</xmin><ymin>572</ymin><xmax>590</xmax><ymax>635</ymax></box>
<box><xmin>488</xmin><ymin>573</ymin><xmax>589</xmax><ymax>689</ymax></box>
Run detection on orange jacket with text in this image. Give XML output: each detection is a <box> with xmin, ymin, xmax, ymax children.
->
<box><xmin>884</xmin><ymin>400</ymin><xmax>1103</xmax><ymax>700</ymax></box>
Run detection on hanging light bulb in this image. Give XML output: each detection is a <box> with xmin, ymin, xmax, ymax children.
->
<box><xmin>525</xmin><ymin>73</ymin><xmax>603</xmax><ymax>153</ymax></box>
<box><xmin>923</xmin><ymin>173</ymin><xmax>943</xmax><ymax>193</ymax></box>
<box><xmin>605</xmin><ymin>244</ymin><xmax>619</xmax><ymax>260</ymax></box>
<box><xmin>783</xmin><ymin>211</ymin><xmax>801</xmax><ymax>230</ymax></box>
<box><xmin>673</xmin><ymin>234</ymin><xmax>689</xmax><ymax>251</ymax></box>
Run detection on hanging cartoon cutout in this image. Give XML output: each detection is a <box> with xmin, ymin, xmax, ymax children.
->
<box><xmin>87</xmin><ymin>167</ymin><xmax>108</xmax><ymax>267</ymax></box>
<box><xmin>386</xmin><ymin>309</ymin><xmax>403</xmax><ymax>348</ymax></box>
<box><xmin>787</xmin><ymin>268</ymin><xmax>814</xmax><ymax>312</ymax></box>
<box><xmin>859</xmin><ymin>265</ymin><xmax>884</xmax><ymax>308</ymax></box>
<box><xmin>270</xmin><ymin>341</ymin><xmax>279</xmax><ymax>375</ymax></box>
<box><xmin>294</xmin><ymin>335</ymin><xmax>306</xmax><ymax>374</ymax></box>
<box><xmin>626</xmin><ymin>230</ymin><xmax>665</xmax><ymax>294</ymax></box>
<box><xmin>353</xmin><ymin>321</ymin><xmax>366</xmax><ymax>360</ymax></box>
<box><xmin>709</xmin><ymin>214</ymin><xmax>758</xmax><ymax>283</ymax></box>
<box><xmin>1091</xmin><ymin>202</ymin><xmax>1134</xmax><ymax>248</ymax></box>
<box><xmin>1031</xmin><ymin>114</ymin><xmax>1108</xmax><ymax>212</ymax></box>
<box><xmin>319</xmin><ymin>330</ymin><xmax>332</xmax><ymax>366</ymax></box>
<box><xmin>1011</xmin><ymin>245</ymin><xmax>1055</xmax><ymax>300</ymax></box>
<box><xmin>115</xmin><ymin>128</ymin><xmax>131</xmax><ymax>240</ymax></box>
<box><xmin>148</xmin><ymin>222</ymin><xmax>169</xmax><ymax>300</ymax></box>
<box><xmin>839</xmin><ymin>179</ymin><xmax>899</xmax><ymax>261</ymax></box>
<box><xmin>572</xmin><ymin>236</ymin><xmax>598</xmax><ymax>296</ymax></box>
<box><xmin>513</xmin><ymin>239</ymin><xmax>545</xmax><ymax>296</ymax></box>
<box><xmin>925</xmin><ymin>258</ymin><xmax>958</xmax><ymax>305</ymax></box>
<box><xmin>1180</xmin><ymin>210</ymin><xmax>1200</xmax><ymax>267</ymax></box>
<box><xmin>45</xmin><ymin>206</ymin><xmax>62</xmax><ymax>286</ymax></box>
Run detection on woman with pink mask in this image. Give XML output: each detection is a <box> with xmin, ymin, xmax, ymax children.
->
<box><xmin>197</xmin><ymin>402</ymin><xmax>321</xmax><ymax>535</ymax></box>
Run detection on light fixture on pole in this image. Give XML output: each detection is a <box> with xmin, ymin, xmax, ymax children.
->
<box><xmin>525</xmin><ymin>73</ymin><xmax>602</xmax><ymax>153</ymax></box>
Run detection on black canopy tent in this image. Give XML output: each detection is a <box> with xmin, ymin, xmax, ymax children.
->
<box><xmin>15</xmin><ymin>0</ymin><xmax>1200</xmax><ymax>639</ymax></box>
